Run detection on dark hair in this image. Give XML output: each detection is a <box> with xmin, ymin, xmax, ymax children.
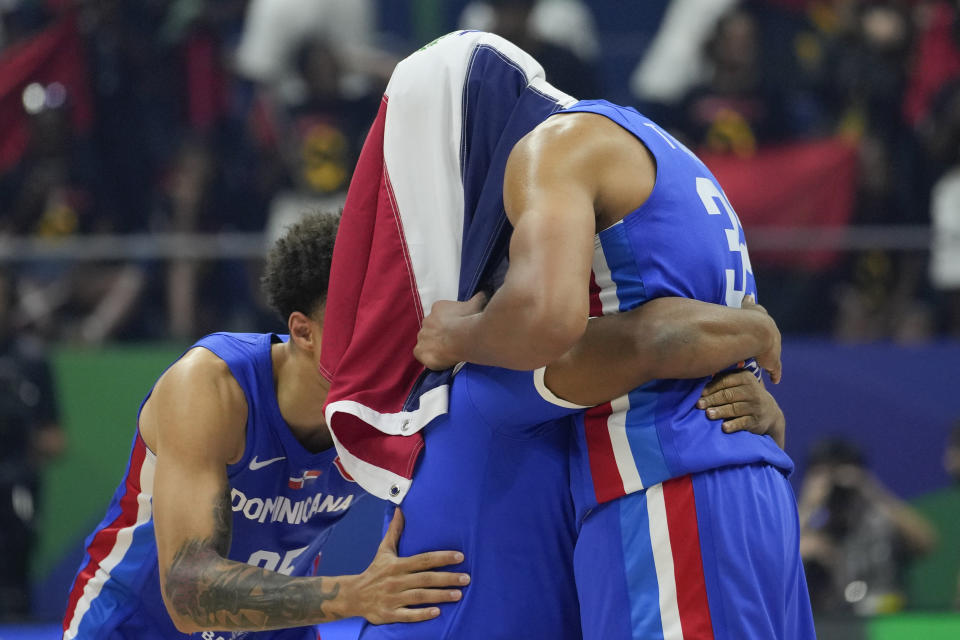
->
<box><xmin>261</xmin><ymin>211</ymin><xmax>339</xmax><ymax>321</ymax></box>
<box><xmin>807</xmin><ymin>437</ymin><xmax>866</xmax><ymax>469</ymax></box>
<box><xmin>294</xmin><ymin>36</ymin><xmax>341</xmax><ymax>82</ymax></box>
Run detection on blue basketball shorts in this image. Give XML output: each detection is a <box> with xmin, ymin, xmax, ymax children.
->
<box><xmin>574</xmin><ymin>463</ymin><xmax>815</xmax><ymax>640</ymax></box>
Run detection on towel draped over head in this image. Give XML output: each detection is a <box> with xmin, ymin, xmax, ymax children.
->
<box><xmin>320</xmin><ymin>31</ymin><xmax>576</xmax><ymax>502</ymax></box>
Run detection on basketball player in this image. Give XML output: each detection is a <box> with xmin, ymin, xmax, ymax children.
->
<box><xmin>63</xmin><ymin>212</ymin><xmax>784</xmax><ymax>640</ymax></box>
<box><xmin>62</xmin><ymin>214</ymin><xmax>469</xmax><ymax>640</ymax></box>
<box><xmin>415</xmin><ymin>98</ymin><xmax>815</xmax><ymax>637</ymax></box>
<box><xmin>362</xmin><ymin>301</ymin><xmax>784</xmax><ymax>640</ymax></box>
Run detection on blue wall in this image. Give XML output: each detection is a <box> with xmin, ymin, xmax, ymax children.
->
<box><xmin>771</xmin><ymin>340</ymin><xmax>959</xmax><ymax>498</ymax></box>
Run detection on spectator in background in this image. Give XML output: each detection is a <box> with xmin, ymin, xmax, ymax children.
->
<box><xmin>829</xmin><ymin>2</ymin><xmax>934</xmax><ymax>342</ymax></box>
<box><xmin>0</xmin><ymin>82</ymin><xmax>146</xmax><ymax>344</ymax></box>
<box><xmin>674</xmin><ymin>6</ymin><xmax>791</xmax><ymax>155</ymax></box>
<box><xmin>149</xmin><ymin>1</ymin><xmax>283</xmax><ymax>340</ymax></box>
<box><xmin>80</xmin><ymin>0</ymin><xmax>178</xmax><ymax>234</ymax></box>
<box><xmin>798</xmin><ymin>438</ymin><xmax>937</xmax><ymax>615</ymax></box>
<box><xmin>150</xmin><ymin>134</ymin><xmax>269</xmax><ymax>341</ymax></box>
<box><xmin>0</xmin><ymin>82</ymin><xmax>96</xmax><ymax>237</ymax></box>
<box><xmin>459</xmin><ymin>0</ymin><xmax>600</xmax><ymax>72</ymax></box>
<box><xmin>0</xmin><ymin>269</ymin><xmax>64</xmax><ymax>620</ymax></box>
<box><xmin>153</xmin><ymin>34</ymin><xmax>383</xmax><ymax>341</ymax></box>
<box><xmin>631</xmin><ymin>0</ymin><xmax>739</xmax><ymax>108</ymax></box>
<box><xmin>234</xmin><ymin>0</ymin><xmax>394</xmax><ymax>106</ymax></box>
<box><xmin>461</xmin><ymin>0</ymin><xmax>599</xmax><ymax>98</ymax></box>
<box><xmin>156</xmin><ymin>138</ymin><xmax>215</xmax><ymax>341</ymax></box>
<box><xmin>231</xmin><ymin>0</ymin><xmax>394</xmax><ymax>329</ymax></box>
<box><xmin>258</xmin><ymin>36</ymin><xmax>380</xmax><ymax>240</ymax></box>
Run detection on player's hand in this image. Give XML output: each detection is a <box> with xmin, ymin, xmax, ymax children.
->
<box><xmin>697</xmin><ymin>369</ymin><xmax>786</xmax><ymax>448</ymax></box>
<box><xmin>741</xmin><ymin>295</ymin><xmax>782</xmax><ymax>384</ymax></box>
<box><xmin>347</xmin><ymin>508</ymin><xmax>469</xmax><ymax>624</ymax></box>
<box><xmin>414</xmin><ymin>293</ymin><xmax>488</xmax><ymax>371</ymax></box>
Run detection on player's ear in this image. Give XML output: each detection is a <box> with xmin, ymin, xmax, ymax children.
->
<box><xmin>288</xmin><ymin>311</ymin><xmax>316</xmax><ymax>351</ymax></box>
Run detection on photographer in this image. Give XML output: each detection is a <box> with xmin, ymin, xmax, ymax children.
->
<box><xmin>798</xmin><ymin>438</ymin><xmax>936</xmax><ymax>615</ymax></box>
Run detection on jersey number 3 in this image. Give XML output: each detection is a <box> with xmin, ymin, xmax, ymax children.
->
<box><xmin>695</xmin><ymin>177</ymin><xmax>753</xmax><ymax>308</ymax></box>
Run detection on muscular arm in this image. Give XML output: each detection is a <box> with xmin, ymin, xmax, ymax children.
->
<box><xmin>416</xmin><ymin>118</ymin><xmax>608</xmax><ymax>371</ymax></box>
<box><xmin>149</xmin><ymin>349</ymin><xmax>343</xmax><ymax>632</ymax></box>
<box><xmin>543</xmin><ymin>297</ymin><xmax>780</xmax><ymax>407</ymax></box>
<box><xmin>149</xmin><ymin>350</ymin><xmax>466</xmax><ymax>633</ymax></box>
<box><xmin>161</xmin><ymin>484</ymin><xmax>344</xmax><ymax>630</ymax></box>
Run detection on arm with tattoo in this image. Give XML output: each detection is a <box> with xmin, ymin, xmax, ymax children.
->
<box><xmin>147</xmin><ymin>349</ymin><xmax>466</xmax><ymax>634</ymax></box>
<box><xmin>162</xmin><ymin>486</ymin><xmax>343</xmax><ymax>631</ymax></box>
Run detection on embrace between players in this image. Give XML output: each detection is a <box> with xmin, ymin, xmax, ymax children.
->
<box><xmin>63</xmin><ymin>32</ymin><xmax>814</xmax><ymax>640</ymax></box>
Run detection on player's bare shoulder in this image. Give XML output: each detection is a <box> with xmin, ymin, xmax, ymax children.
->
<box><xmin>504</xmin><ymin>113</ymin><xmax>612</xmax><ymax>222</ymax></box>
<box><xmin>507</xmin><ymin>112</ymin><xmax>656</xmax><ymax>226</ymax></box>
<box><xmin>139</xmin><ymin>347</ymin><xmax>248</xmax><ymax>463</ymax></box>
<box><xmin>510</xmin><ymin>112</ymin><xmax>619</xmax><ymax>174</ymax></box>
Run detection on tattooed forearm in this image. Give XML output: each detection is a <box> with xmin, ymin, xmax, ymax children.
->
<box><xmin>165</xmin><ymin>556</ymin><xmax>342</xmax><ymax>630</ymax></box>
<box><xmin>209</xmin><ymin>484</ymin><xmax>232</xmax><ymax>556</ymax></box>
<box><xmin>163</xmin><ymin>486</ymin><xmax>343</xmax><ymax>631</ymax></box>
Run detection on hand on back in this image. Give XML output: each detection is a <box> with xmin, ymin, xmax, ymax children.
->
<box><xmin>351</xmin><ymin>508</ymin><xmax>470</xmax><ymax>624</ymax></box>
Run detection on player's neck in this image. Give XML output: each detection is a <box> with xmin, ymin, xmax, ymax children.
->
<box><xmin>272</xmin><ymin>341</ymin><xmax>333</xmax><ymax>452</ymax></box>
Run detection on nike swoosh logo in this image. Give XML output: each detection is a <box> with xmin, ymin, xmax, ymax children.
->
<box><xmin>249</xmin><ymin>456</ymin><xmax>286</xmax><ymax>470</ymax></box>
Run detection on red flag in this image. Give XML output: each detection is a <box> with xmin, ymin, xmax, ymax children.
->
<box><xmin>700</xmin><ymin>137</ymin><xmax>858</xmax><ymax>271</ymax></box>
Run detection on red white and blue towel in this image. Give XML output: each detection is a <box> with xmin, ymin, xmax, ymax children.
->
<box><xmin>320</xmin><ymin>31</ymin><xmax>576</xmax><ymax>502</ymax></box>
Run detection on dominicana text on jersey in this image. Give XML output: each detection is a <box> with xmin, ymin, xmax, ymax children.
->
<box><xmin>63</xmin><ymin>333</ymin><xmax>363</xmax><ymax>640</ymax></box>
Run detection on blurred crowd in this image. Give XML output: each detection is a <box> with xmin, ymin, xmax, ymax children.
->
<box><xmin>2</xmin><ymin>0</ymin><xmax>960</xmax><ymax>623</ymax></box>
<box><xmin>0</xmin><ymin>0</ymin><xmax>959</xmax><ymax>342</ymax></box>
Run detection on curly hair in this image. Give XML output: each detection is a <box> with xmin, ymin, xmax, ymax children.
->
<box><xmin>261</xmin><ymin>211</ymin><xmax>340</xmax><ymax>321</ymax></box>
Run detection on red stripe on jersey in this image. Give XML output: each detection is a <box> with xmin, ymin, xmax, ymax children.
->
<box><xmin>584</xmin><ymin>403</ymin><xmax>625</xmax><ymax>504</ymax></box>
<box><xmin>588</xmin><ymin>271</ymin><xmax>603</xmax><ymax>317</ymax></box>
<box><xmin>63</xmin><ymin>436</ymin><xmax>148</xmax><ymax>633</ymax></box>
<box><xmin>662</xmin><ymin>475</ymin><xmax>715</xmax><ymax>639</ymax></box>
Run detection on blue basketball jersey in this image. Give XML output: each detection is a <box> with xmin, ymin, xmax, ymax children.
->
<box><xmin>63</xmin><ymin>333</ymin><xmax>363</xmax><ymax>640</ymax></box>
<box><xmin>359</xmin><ymin>365</ymin><xmax>585</xmax><ymax>640</ymax></box>
<box><xmin>558</xmin><ymin>100</ymin><xmax>794</xmax><ymax>515</ymax></box>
